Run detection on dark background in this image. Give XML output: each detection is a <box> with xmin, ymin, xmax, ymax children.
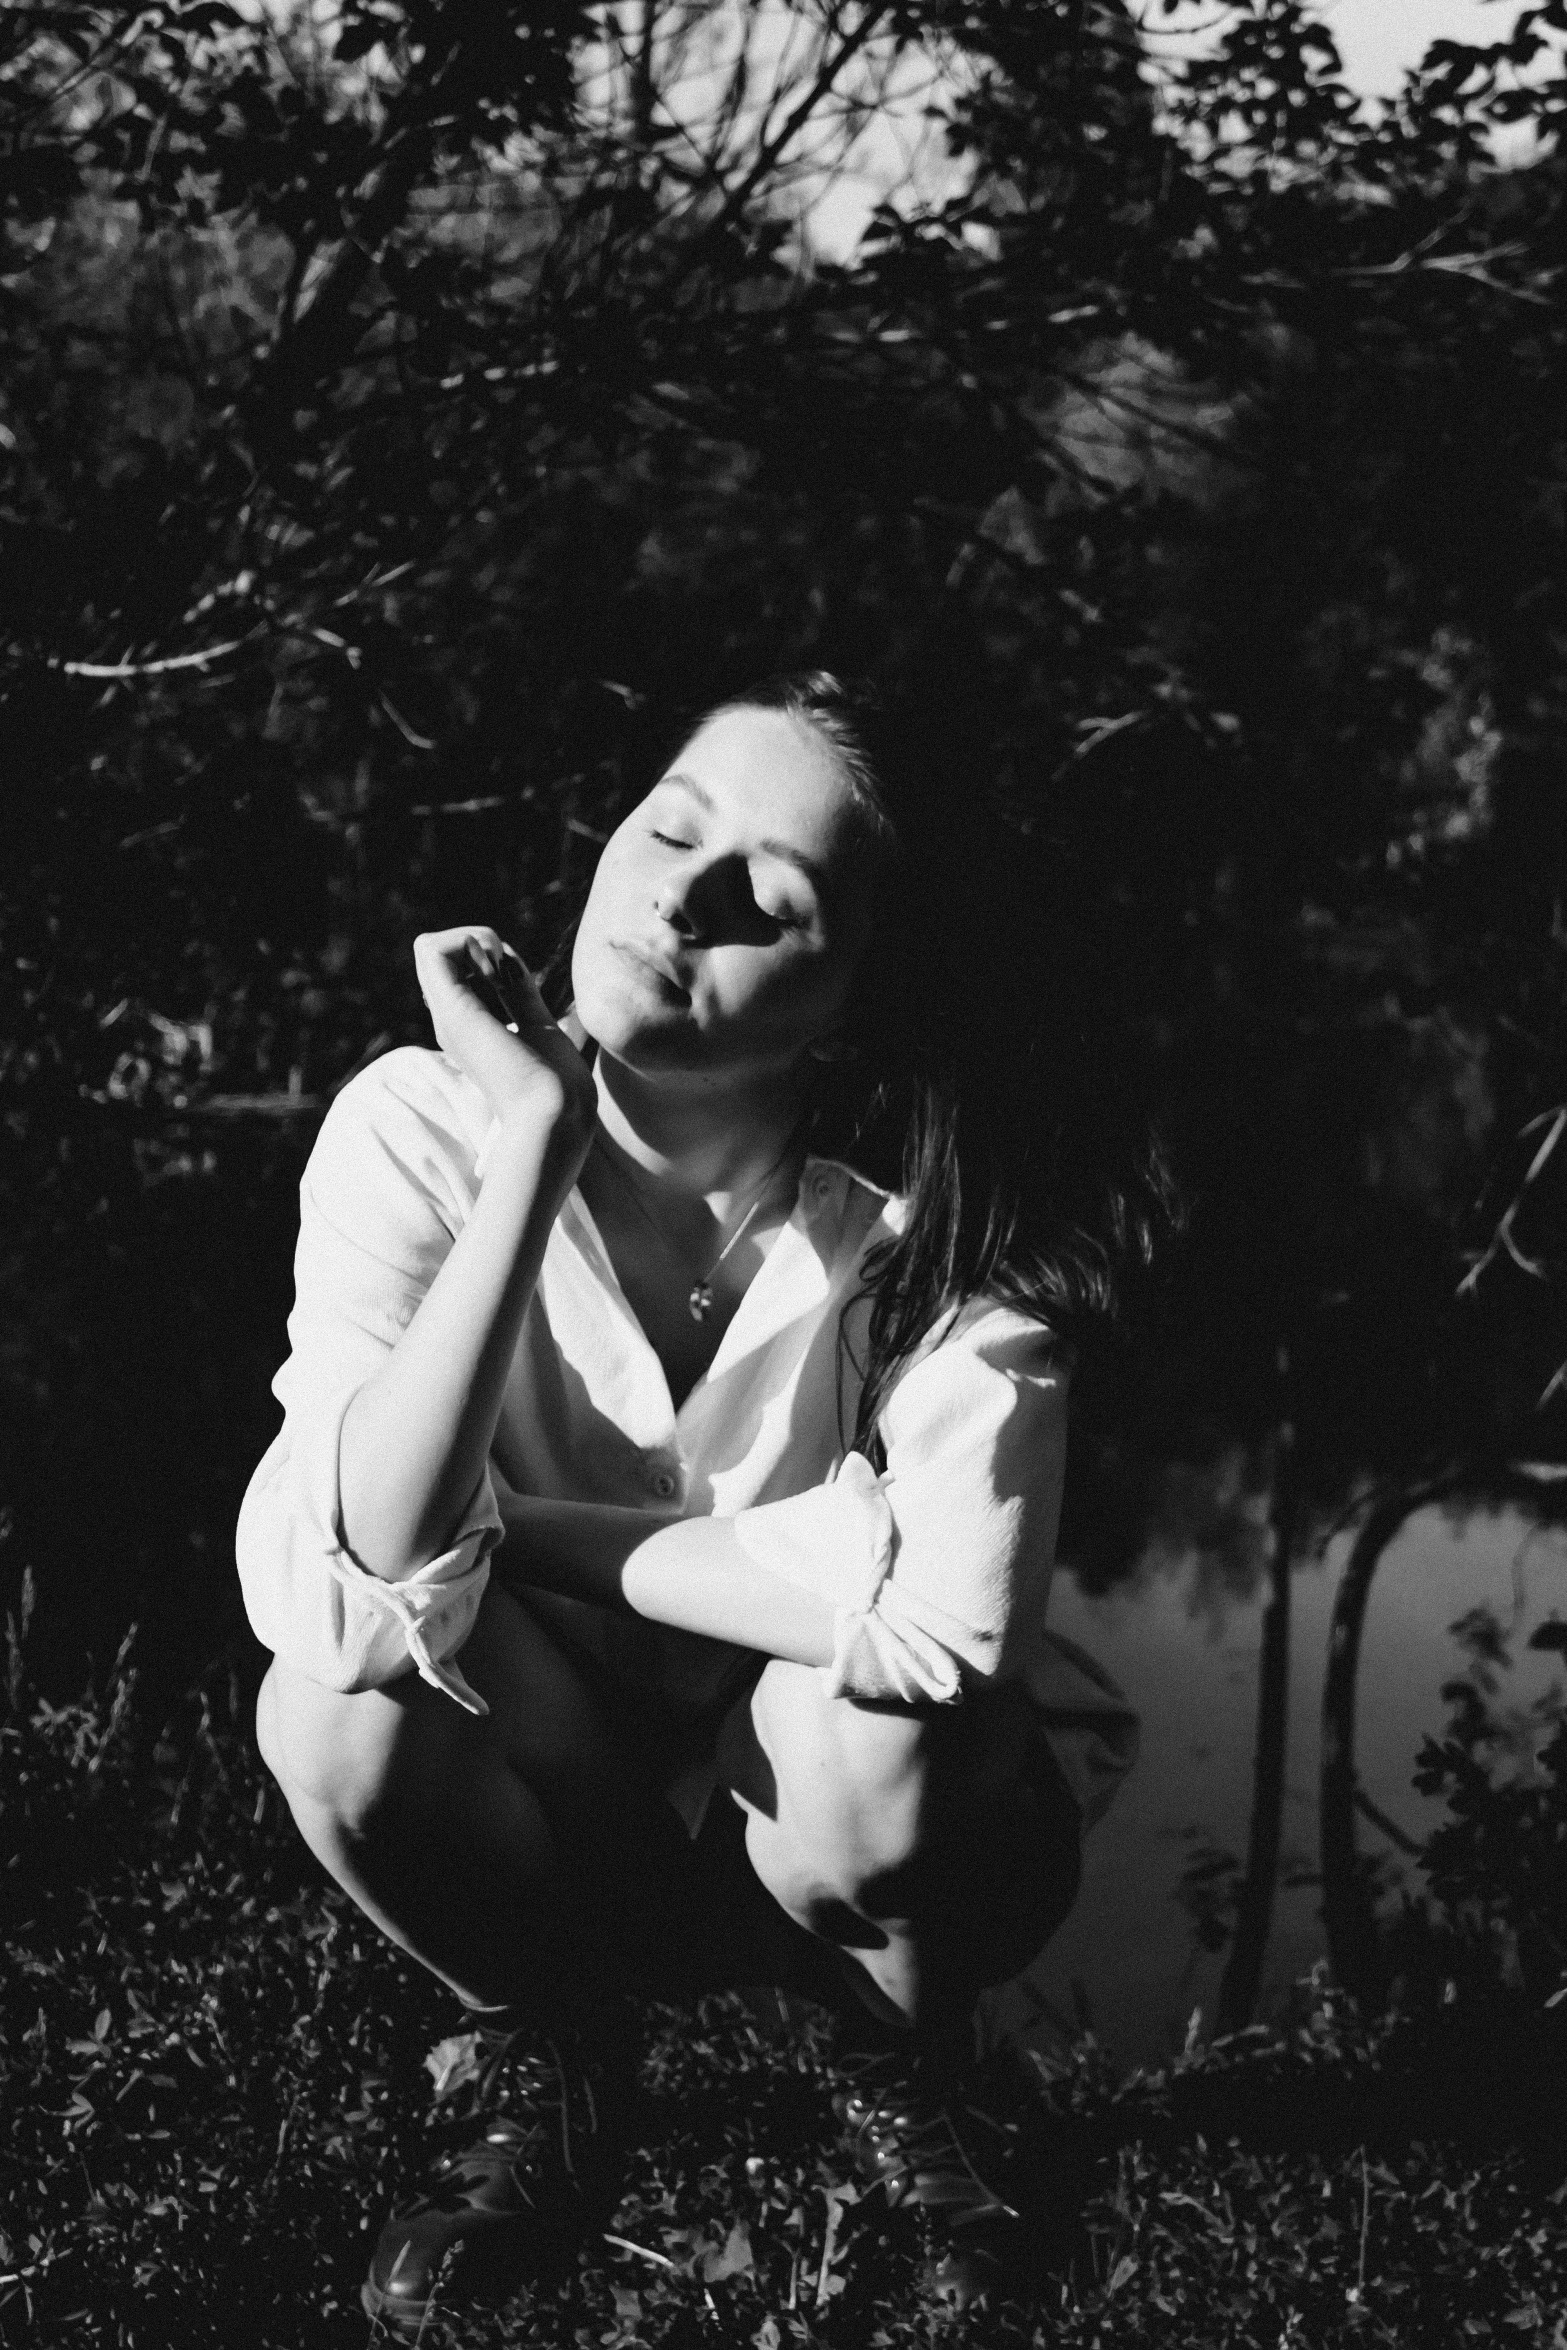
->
<box><xmin>4</xmin><ymin>0</ymin><xmax>1566</xmax><ymax>1726</ymax></box>
<box><xmin>7</xmin><ymin>20</ymin><xmax>1567</xmax><ymax>2341</ymax></box>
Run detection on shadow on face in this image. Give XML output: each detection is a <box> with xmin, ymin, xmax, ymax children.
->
<box><xmin>570</xmin><ymin>705</ymin><xmax>883</xmax><ymax>1087</ymax></box>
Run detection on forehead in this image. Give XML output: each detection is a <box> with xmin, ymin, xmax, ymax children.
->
<box><xmin>657</xmin><ymin>707</ymin><xmax>861</xmax><ymax>876</ymax></box>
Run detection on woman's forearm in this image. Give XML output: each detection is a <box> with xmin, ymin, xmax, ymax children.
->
<box><xmin>494</xmin><ymin>1494</ymin><xmax>836</xmax><ymax>1669</ymax></box>
<box><xmin>336</xmin><ymin>1108</ymin><xmax>591</xmax><ymax>1581</ymax></box>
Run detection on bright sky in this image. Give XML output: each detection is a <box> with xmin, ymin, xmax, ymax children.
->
<box><xmin>805</xmin><ymin>0</ymin><xmax>1533</xmax><ymax>257</ymax></box>
<box><xmin>1320</xmin><ymin>0</ymin><xmax>1522</xmax><ymax>92</ymax></box>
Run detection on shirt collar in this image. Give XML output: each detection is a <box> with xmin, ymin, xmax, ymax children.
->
<box><xmin>550</xmin><ymin>1158</ymin><xmax>858</xmax><ymax>1435</ymax></box>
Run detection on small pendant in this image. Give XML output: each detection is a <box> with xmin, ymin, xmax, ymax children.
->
<box><xmin>688</xmin><ymin>1281</ymin><xmax>713</xmax><ymax>1323</ymax></box>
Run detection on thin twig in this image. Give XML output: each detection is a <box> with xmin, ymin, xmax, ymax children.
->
<box><xmin>1353</xmin><ymin>1786</ymin><xmax>1425</xmax><ymax>1859</ymax></box>
<box><xmin>602</xmin><ymin>2234</ymin><xmax>678</xmax><ymax>2270</ymax></box>
<box><xmin>50</xmin><ymin>639</ymin><xmax>247</xmax><ymax>680</ymax></box>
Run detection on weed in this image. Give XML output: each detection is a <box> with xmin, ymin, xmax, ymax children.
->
<box><xmin>5</xmin><ymin>1613</ymin><xmax>1567</xmax><ymax>2347</ymax></box>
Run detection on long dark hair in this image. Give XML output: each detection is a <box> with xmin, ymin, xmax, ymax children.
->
<box><xmin>691</xmin><ymin>669</ymin><xmax>1183</xmax><ymax>1461</ymax></box>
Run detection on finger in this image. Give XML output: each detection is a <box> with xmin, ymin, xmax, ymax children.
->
<box><xmin>457</xmin><ymin>931</ymin><xmax>504</xmax><ymax>977</ymax></box>
<box><xmin>462</xmin><ymin>940</ymin><xmax>516</xmax><ymax>1026</ymax></box>
<box><xmin>493</xmin><ymin>944</ymin><xmax>555</xmax><ymax>1032</ymax></box>
<box><xmin>415</xmin><ymin>929</ymin><xmax>485</xmax><ymax>1000</ymax></box>
<box><xmin>416</xmin><ymin>925</ymin><xmax>504</xmax><ymax>970</ymax></box>
<box><xmin>414</xmin><ymin>927</ymin><xmax>533</xmax><ymax>1029</ymax></box>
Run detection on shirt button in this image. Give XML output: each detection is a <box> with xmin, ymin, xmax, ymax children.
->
<box><xmin>651</xmin><ymin>1468</ymin><xmax>678</xmax><ymax>1500</ymax></box>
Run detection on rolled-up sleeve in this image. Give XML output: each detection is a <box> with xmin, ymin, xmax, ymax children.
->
<box><xmin>235</xmin><ymin>1050</ymin><xmax>503</xmax><ymax>1714</ymax></box>
<box><xmin>729</xmin><ymin>1304</ymin><xmax>1140</xmax><ymax>1826</ymax></box>
<box><xmin>730</xmin><ymin>1306</ymin><xmax>1069</xmax><ymax>1704</ymax></box>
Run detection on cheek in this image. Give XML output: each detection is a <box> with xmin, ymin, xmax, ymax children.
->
<box><xmin>576</xmin><ymin>832</ymin><xmax>643</xmax><ymax>948</ymax></box>
<box><xmin>713</xmin><ymin>944</ymin><xmax>856</xmax><ymax>1047</ymax></box>
<box><xmin>569</xmin><ymin>863</ymin><xmax>625</xmax><ymax>1007</ymax></box>
<box><xmin>786</xmin><ymin>929</ymin><xmax>862</xmax><ymax>1029</ymax></box>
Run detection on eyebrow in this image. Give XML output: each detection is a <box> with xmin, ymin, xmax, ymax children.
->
<box><xmin>659</xmin><ymin>771</ymin><xmax>830</xmax><ymax>897</ymax></box>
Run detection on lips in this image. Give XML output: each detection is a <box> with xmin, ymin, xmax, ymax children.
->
<box><xmin>612</xmin><ymin>940</ymin><xmax>691</xmax><ymax>999</ymax></box>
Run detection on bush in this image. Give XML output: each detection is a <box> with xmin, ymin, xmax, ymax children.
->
<box><xmin>1377</xmin><ymin>1602</ymin><xmax>1567</xmax><ymax>2015</ymax></box>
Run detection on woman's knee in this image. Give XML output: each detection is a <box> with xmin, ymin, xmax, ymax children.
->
<box><xmin>255</xmin><ymin>1652</ymin><xmax>484</xmax><ymax>1836</ymax></box>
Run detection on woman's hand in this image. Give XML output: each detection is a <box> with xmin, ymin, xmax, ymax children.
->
<box><xmin>413</xmin><ymin>925</ymin><xmax>598</xmax><ymax>1144</ymax></box>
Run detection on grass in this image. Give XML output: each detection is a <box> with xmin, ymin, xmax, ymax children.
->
<box><xmin>6</xmin><ymin>1607</ymin><xmax>1567</xmax><ymax>2348</ymax></box>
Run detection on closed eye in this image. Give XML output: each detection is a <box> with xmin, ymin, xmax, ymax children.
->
<box><xmin>651</xmin><ymin>831</ymin><xmax>694</xmax><ymax>850</ymax></box>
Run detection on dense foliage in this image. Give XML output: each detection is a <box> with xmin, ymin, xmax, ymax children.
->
<box><xmin>4</xmin><ymin>1</ymin><xmax>1567</xmax><ymax>1692</ymax></box>
<box><xmin>6</xmin><ymin>1621</ymin><xmax>1567</xmax><ymax>2347</ymax></box>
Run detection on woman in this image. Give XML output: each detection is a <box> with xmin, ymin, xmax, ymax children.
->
<box><xmin>238</xmin><ymin>670</ymin><xmax>1156</xmax><ymax>2333</ymax></box>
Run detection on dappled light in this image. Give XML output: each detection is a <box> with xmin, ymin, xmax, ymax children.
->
<box><xmin>4</xmin><ymin>1</ymin><xmax>1567</xmax><ymax>2340</ymax></box>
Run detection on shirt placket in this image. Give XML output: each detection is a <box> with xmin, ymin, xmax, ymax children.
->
<box><xmin>552</xmin><ymin>1189</ymin><xmax>687</xmax><ymax>1510</ymax></box>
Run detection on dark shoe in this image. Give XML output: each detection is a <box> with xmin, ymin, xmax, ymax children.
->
<box><xmin>833</xmin><ymin>2049</ymin><xmax>1019</xmax><ymax>2313</ymax></box>
<box><xmin>362</xmin><ymin>2012</ymin><xmax>637</xmax><ymax>2339</ymax></box>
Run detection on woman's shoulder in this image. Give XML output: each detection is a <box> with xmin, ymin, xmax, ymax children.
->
<box><xmin>942</xmin><ymin>1293</ymin><xmax>1069</xmax><ymax>1367</ymax></box>
<box><xmin>306</xmin><ymin>1046</ymin><xmax>496</xmax><ymax>1213</ymax></box>
<box><xmin>897</xmin><ymin>1293</ymin><xmax>1071</xmax><ymax>1394</ymax></box>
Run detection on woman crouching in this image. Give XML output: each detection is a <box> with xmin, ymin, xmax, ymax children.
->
<box><xmin>237</xmin><ymin>670</ymin><xmax>1162</xmax><ymax>2332</ymax></box>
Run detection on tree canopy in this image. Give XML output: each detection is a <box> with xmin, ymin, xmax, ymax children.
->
<box><xmin>3</xmin><ymin>0</ymin><xmax>1566</xmax><ymax>1686</ymax></box>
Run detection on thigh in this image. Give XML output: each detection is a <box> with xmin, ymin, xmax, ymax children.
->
<box><xmin>260</xmin><ymin>1582</ymin><xmax>705</xmax><ymax>1973</ymax></box>
<box><xmin>459</xmin><ymin>1582</ymin><xmax>674</xmax><ymax>1844</ymax></box>
<box><xmin>259</xmin><ymin>1579</ymin><xmax>669</xmax><ymax>1854</ymax></box>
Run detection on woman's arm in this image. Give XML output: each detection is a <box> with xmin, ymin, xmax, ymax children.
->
<box><xmin>493</xmin><ymin>1493</ymin><xmax>836</xmax><ymax>1669</ymax></box>
<box><xmin>334</xmin><ymin>928</ymin><xmax>597</xmax><ymax>1583</ymax></box>
<box><xmin>500</xmin><ymin>1312</ymin><xmax>1070</xmax><ymax>1708</ymax></box>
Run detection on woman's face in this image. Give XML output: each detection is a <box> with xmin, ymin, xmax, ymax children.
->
<box><xmin>571</xmin><ymin>705</ymin><xmax>876</xmax><ymax>1084</ymax></box>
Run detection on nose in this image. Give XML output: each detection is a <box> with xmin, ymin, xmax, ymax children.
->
<box><xmin>653</xmin><ymin>852</ymin><xmax>735</xmax><ymax>940</ymax></box>
<box><xmin>653</xmin><ymin>877</ymin><xmax>702</xmax><ymax>937</ymax></box>
<box><xmin>653</xmin><ymin>851</ymin><xmax>769</xmax><ymax>945</ymax></box>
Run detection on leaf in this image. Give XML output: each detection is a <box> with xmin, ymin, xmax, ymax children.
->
<box><xmin>1109</xmin><ymin>2253</ymin><xmax>1139</xmax><ymax>2293</ymax></box>
<box><xmin>701</xmin><ymin>2222</ymin><xmax>754</xmax><ymax>2282</ymax></box>
<box><xmin>423</xmin><ymin>2031</ymin><xmax>481</xmax><ymax>2101</ymax></box>
<box><xmin>815</xmin><ymin>2184</ymin><xmax>858</xmax><ymax>2307</ymax></box>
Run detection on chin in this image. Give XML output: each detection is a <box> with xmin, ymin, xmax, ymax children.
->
<box><xmin>572</xmin><ymin>965</ymin><xmax>694</xmax><ymax>1070</ymax></box>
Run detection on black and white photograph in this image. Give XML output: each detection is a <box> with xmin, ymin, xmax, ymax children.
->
<box><xmin>5</xmin><ymin>0</ymin><xmax>1567</xmax><ymax>2340</ymax></box>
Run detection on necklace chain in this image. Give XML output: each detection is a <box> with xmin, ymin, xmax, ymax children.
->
<box><xmin>591</xmin><ymin>1126</ymin><xmax>806</xmax><ymax>1322</ymax></box>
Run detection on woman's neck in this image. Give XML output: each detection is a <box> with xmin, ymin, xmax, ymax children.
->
<box><xmin>590</xmin><ymin>1050</ymin><xmax>812</xmax><ymax>1209</ymax></box>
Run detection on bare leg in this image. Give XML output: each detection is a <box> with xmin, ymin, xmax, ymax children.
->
<box><xmin>256</xmin><ymin>1581</ymin><xmax>689</xmax><ymax>2011</ymax></box>
<box><xmin>716</xmin><ymin>1663</ymin><xmax>1081</xmax><ymax>2036</ymax></box>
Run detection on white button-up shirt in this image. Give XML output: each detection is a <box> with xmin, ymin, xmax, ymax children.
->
<box><xmin>236</xmin><ymin>1048</ymin><xmax>1139</xmax><ymax>1833</ymax></box>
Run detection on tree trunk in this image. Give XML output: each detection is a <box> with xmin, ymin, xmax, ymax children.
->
<box><xmin>1216</xmin><ymin>1409</ymin><xmax>1298</xmax><ymax>2034</ymax></box>
<box><xmin>1319</xmin><ymin>1471</ymin><xmax>1465</xmax><ymax>2012</ymax></box>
